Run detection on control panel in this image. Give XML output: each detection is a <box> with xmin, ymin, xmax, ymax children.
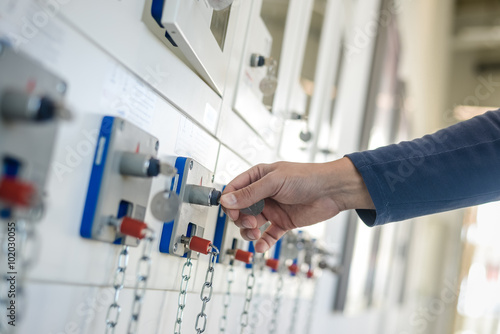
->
<box><xmin>0</xmin><ymin>41</ymin><xmax>69</xmax><ymax>220</ymax></box>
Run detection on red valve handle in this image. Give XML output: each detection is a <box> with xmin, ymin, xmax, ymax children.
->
<box><xmin>234</xmin><ymin>249</ymin><xmax>253</xmax><ymax>264</ymax></box>
<box><xmin>119</xmin><ymin>217</ymin><xmax>148</xmax><ymax>239</ymax></box>
<box><xmin>307</xmin><ymin>269</ymin><xmax>314</xmax><ymax>279</ymax></box>
<box><xmin>266</xmin><ymin>259</ymin><xmax>279</xmax><ymax>271</ymax></box>
<box><xmin>189</xmin><ymin>236</ymin><xmax>212</xmax><ymax>255</ymax></box>
<box><xmin>0</xmin><ymin>177</ymin><xmax>36</xmax><ymax>207</ymax></box>
<box><xmin>288</xmin><ymin>263</ymin><xmax>299</xmax><ymax>275</ymax></box>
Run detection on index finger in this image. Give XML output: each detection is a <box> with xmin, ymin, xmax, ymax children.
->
<box><xmin>223</xmin><ymin>163</ymin><xmax>271</xmax><ymax>194</ymax></box>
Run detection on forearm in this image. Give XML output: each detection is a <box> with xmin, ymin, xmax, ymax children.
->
<box><xmin>322</xmin><ymin>158</ymin><xmax>375</xmax><ymax>212</ymax></box>
<box><xmin>347</xmin><ymin>109</ymin><xmax>500</xmax><ymax>226</ymax></box>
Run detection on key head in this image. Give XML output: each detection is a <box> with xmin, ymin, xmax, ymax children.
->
<box><xmin>240</xmin><ymin>199</ymin><xmax>265</xmax><ymax>216</ymax></box>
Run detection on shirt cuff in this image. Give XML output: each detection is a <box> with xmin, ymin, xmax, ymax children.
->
<box><xmin>345</xmin><ymin>152</ymin><xmax>389</xmax><ymax>227</ymax></box>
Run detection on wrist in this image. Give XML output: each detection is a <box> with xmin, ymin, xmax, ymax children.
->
<box><xmin>321</xmin><ymin>157</ymin><xmax>374</xmax><ymax>211</ymax></box>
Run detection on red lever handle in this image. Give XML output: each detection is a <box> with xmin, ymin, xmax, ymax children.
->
<box><xmin>234</xmin><ymin>249</ymin><xmax>253</xmax><ymax>264</ymax></box>
<box><xmin>119</xmin><ymin>217</ymin><xmax>148</xmax><ymax>239</ymax></box>
<box><xmin>189</xmin><ymin>236</ymin><xmax>212</xmax><ymax>255</ymax></box>
<box><xmin>0</xmin><ymin>177</ymin><xmax>36</xmax><ymax>207</ymax></box>
<box><xmin>266</xmin><ymin>259</ymin><xmax>279</xmax><ymax>271</ymax></box>
<box><xmin>288</xmin><ymin>263</ymin><xmax>299</xmax><ymax>275</ymax></box>
<box><xmin>307</xmin><ymin>269</ymin><xmax>314</xmax><ymax>279</ymax></box>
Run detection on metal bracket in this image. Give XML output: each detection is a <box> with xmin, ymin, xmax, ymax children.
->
<box><xmin>159</xmin><ymin>157</ymin><xmax>219</xmax><ymax>259</ymax></box>
<box><xmin>212</xmin><ymin>185</ymin><xmax>246</xmax><ymax>264</ymax></box>
<box><xmin>0</xmin><ymin>41</ymin><xmax>67</xmax><ymax>220</ymax></box>
<box><xmin>80</xmin><ymin>116</ymin><xmax>158</xmax><ymax>246</ymax></box>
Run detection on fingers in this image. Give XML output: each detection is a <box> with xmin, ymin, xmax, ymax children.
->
<box><xmin>220</xmin><ymin>176</ymin><xmax>278</xmax><ymax>211</ymax></box>
<box><xmin>240</xmin><ymin>228</ymin><xmax>261</xmax><ymax>241</ymax></box>
<box><xmin>223</xmin><ymin>164</ymin><xmax>270</xmax><ymax>194</ymax></box>
<box><xmin>233</xmin><ymin>215</ymin><xmax>258</xmax><ymax>229</ymax></box>
<box><xmin>255</xmin><ymin>223</ymin><xmax>287</xmax><ymax>253</ymax></box>
<box><xmin>221</xmin><ymin>164</ymin><xmax>278</xmax><ymax>213</ymax></box>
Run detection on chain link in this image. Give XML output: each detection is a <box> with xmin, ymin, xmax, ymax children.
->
<box><xmin>305</xmin><ymin>278</ymin><xmax>318</xmax><ymax>334</ymax></box>
<box><xmin>174</xmin><ymin>257</ymin><xmax>193</xmax><ymax>334</ymax></box>
<box><xmin>240</xmin><ymin>262</ymin><xmax>255</xmax><ymax>333</ymax></box>
<box><xmin>127</xmin><ymin>230</ymin><xmax>156</xmax><ymax>334</ymax></box>
<box><xmin>268</xmin><ymin>272</ymin><xmax>284</xmax><ymax>334</ymax></box>
<box><xmin>195</xmin><ymin>245</ymin><xmax>219</xmax><ymax>334</ymax></box>
<box><xmin>218</xmin><ymin>263</ymin><xmax>234</xmax><ymax>333</ymax></box>
<box><xmin>249</xmin><ymin>256</ymin><xmax>264</xmax><ymax>334</ymax></box>
<box><xmin>105</xmin><ymin>245</ymin><xmax>130</xmax><ymax>333</ymax></box>
<box><xmin>288</xmin><ymin>275</ymin><xmax>303</xmax><ymax>334</ymax></box>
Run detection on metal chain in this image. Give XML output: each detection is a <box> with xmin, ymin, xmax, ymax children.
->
<box><xmin>127</xmin><ymin>230</ymin><xmax>156</xmax><ymax>334</ymax></box>
<box><xmin>218</xmin><ymin>263</ymin><xmax>235</xmax><ymax>333</ymax></box>
<box><xmin>305</xmin><ymin>278</ymin><xmax>318</xmax><ymax>334</ymax></box>
<box><xmin>288</xmin><ymin>275</ymin><xmax>303</xmax><ymax>334</ymax></box>
<box><xmin>195</xmin><ymin>245</ymin><xmax>219</xmax><ymax>334</ymax></box>
<box><xmin>268</xmin><ymin>272</ymin><xmax>284</xmax><ymax>334</ymax></box>
<box><xmin>105</xmin><ymin>245</ymin><xmax>130</xmax><ymax>334</ymax></box>
<box><xmin>174</xmin><ymin>257</ymin><xmax>193</xmax><ymax>334</ymax></box>
<box><xmin>249</xmin><ymin>257</ymin><xmax>264</xmax><ymax>334</ymax></box>
<box><xmin>239</xmin><ymin>263</ymin><xmax>255</xmax><ymax>333</ymax></box>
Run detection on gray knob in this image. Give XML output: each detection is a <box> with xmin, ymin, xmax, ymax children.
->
<box><xmin>0</xmin><ymin>90</ymin><xmax>56</xmax><ymax>121</ymax></box>
<box><xmin>185</xmin><ymin>185</ymin><xmax>221</xmax><ymax>206</ymax></box>
<box><xmin>119</xmin><ymin>152</ymin><xmax>160</xmax><ymax>177</ymax></box>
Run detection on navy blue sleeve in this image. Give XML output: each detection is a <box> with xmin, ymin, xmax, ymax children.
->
<box><xmin>346</xmin><ymin>109</ymin><xmax>500</xmax><ymax>226</ymax></box>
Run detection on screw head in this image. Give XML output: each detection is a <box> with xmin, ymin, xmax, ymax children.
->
<box><xmin>155</xmin><ymin>141</ymin><xmax>159</xmax><ymax>151</ymax></box>
<box><xmin>56</xmin><ymin>82</ymin><xmax>67</xmax><ymax>94</ymax></box>
<box><xmin>189</xmin><ymin>160</ymin><xmax>193</xmax><ymax>170</ymax></box>
<box><xmin>173</xmin><ymin>243</ymin><xmax>178</xmax><ymax>252</ymax></box>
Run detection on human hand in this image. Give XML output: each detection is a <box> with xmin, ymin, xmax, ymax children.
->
<box><xmin>220</xmin><ymin>158</ymin><xmax>374</xmax><ymax>253</ymax></box>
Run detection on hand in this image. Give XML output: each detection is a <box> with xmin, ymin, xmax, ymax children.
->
<box><xmin>220</xmin><ymin>158</ymin><xmax>374</xmax><ymax>253</ymax></box>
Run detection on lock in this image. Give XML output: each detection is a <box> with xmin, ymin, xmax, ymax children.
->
<box><xmin>250</xmin><ymin>54</ymin><xmax>278</xmax><ymax>96</ymax></box>
<box><xmin>0</xmin><ymin>41</ymin><xmax>70</xmax><ymax>220</ymax></box>
<box><xmin>212</xmin><ymin>185</ymin><xmax>265</xmax><ymax>264</ymax></box>
<box><xmin>159</xmin><ymin>157</ymin><xmax>219</xmax><ymax>259</ymax></box>
<box><xmin>79</xmin><ymin>116</ymin><xmax>174</xmax><ymax>246</ymax></box>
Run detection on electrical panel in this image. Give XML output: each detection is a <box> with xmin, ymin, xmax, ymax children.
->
<box><xmin>0</xmin><ymin>41</ymin><xmax>69</xmax><ymax>220</ymax></box>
